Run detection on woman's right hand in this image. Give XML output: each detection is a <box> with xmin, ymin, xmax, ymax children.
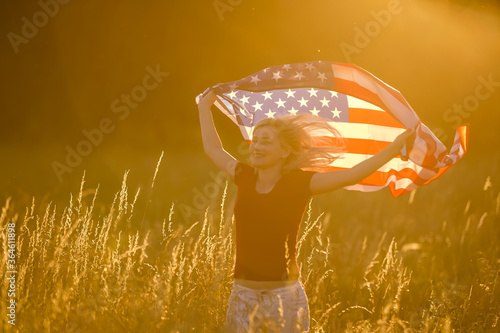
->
<box><xmin>198</xmin><ymin>89</ymin><xmax>217</xmax><ymax>112</ymax></box>
<box><xmin>392</xmin><ymin>128</ymin><xmax>416</xmax><ymax>152</ymax></box>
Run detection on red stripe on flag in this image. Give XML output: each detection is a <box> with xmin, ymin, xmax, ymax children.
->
<box><xmin>312</xmin><ymin>136</ymin><xmax>391</xmax><ymax>155</ymax></box>
<box><xmin>458</xmin><ymin>124</ymin><xmax>469</xmax><ymax>152</ymax></box>
<box><xmin>349</xmin><ymin>108</ymin><xmax>405</xmax><ymax>128</ymax></box>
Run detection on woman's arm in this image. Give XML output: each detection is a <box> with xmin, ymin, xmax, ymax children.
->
<box><xmin>198</xmin><ymin>90</ymin><xmax>238</xmax><ymax>182</ymax></box>
<box><xmin>309</xmin><ymin>129</ymin><xmax>416</xmax><ymax>195</ymax></box>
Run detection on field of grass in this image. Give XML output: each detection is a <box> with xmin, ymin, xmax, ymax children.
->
<box><xmin>1</xmin><ymin>154</ymin><xmax>499</xmax><ymax>332</ymax></box>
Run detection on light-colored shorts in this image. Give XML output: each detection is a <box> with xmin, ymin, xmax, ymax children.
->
<box><xmin>225</xmin><ymin>279</ymin><xmax>309</xmax><ymax>332</ymax></box>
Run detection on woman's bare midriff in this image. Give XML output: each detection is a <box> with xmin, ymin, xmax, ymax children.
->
<box><xmin>234</xmin><ymin>278</ymin><xmax>299</xmax><ymax>290</ymax></box>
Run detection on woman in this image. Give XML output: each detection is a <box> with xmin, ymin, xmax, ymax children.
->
<box><xmin>198</xmin><ymin>89</ymin><xmax>414</xmax><ymax>332</ymax></box>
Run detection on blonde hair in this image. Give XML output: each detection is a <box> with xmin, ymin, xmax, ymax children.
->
<box><xmin>253</xmin><ymin>114</ymin><xmax>344</xmax><ymax>174</ymax></box>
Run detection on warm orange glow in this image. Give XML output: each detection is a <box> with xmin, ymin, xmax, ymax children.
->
<box><xmin>0</xmin><ymin>1</ymin><xmax>499</xmax><ymax>331</ymax></box>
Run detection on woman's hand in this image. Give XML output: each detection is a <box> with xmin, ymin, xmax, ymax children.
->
<box><xmin>390</xmin><ymin>128</ymin><xmax>416</xmax><ymax>155</ymax></box>
<box><xmin>198</xmin><ymin>89</ymin><xmax>217</xmax><ymax>112</ymax></box>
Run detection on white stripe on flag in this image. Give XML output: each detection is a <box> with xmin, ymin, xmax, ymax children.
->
<box><xmin>346</xmin><ymin>95</ymin><xmax>385</xmax><ymax>111</ymax></box>
<box><xmin>329</xmin><ymin>122</ymin><xmax>404</xmax><ymax>142</ymax></box>
<box><xmin>343</xmin><ymin>184</ymin><xmax>383</xmax><ymax>192</ymax></box>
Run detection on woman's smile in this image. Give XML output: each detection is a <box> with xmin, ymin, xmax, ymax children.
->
<box><xmin>250</xmin><ymin>151</ymin><xmax>270</xmax><ymax>165</ymax></box>
<box><xmin>251</xmin><ymin>151</ymin><xmax>266</xmax><ymax>160</ymax></box>
<box><xmin>249</xmin><ymin>126</ymin><xmax>287</xmax><ymax>168</ymax></box>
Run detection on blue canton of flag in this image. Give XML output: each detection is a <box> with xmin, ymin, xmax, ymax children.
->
<box><xmin>210</xmin><ymin>61</ymin><xmax>349</xmax><ymax>137</ymax></box>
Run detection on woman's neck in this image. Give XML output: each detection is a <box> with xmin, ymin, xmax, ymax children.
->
<box><xmin>255</xmin><ymin>164</ymin><xmax>283</xmax><ymax>191</ymax></box>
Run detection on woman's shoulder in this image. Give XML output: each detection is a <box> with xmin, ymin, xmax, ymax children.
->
<box><xmin>234</xmin><ymin>161</ymin><xmax>255</xmax><ymax>184</ymax></box>
<box><xmin>276</xmin><ymin>168</ymin><xmax>315</xmax><ymax>196</ymax></box>
<box><xmin>287</xmin><ymin>167</ymin><xmax>316</xmax><ymax>178</ymax></box>
<box><xmin>235</xmin><ymin>161</ymin><xmax>254</xmax><ymax>173</ymax></box>
<box><xmin>279</xmin><ymin>168</ymin><xmax>315</xmax><ymax>184</ymax></box>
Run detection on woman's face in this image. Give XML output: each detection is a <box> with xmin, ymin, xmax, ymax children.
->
<box><xmin>249</xmin><ymin>125</ymin><xmax>289</xmax><ymax>169</ymax></box>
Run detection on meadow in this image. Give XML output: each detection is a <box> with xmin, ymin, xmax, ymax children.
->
<box><xmin>0</xmin><ymin>152</ymin><xmax>498</xmax><ymax>333</ymax></box>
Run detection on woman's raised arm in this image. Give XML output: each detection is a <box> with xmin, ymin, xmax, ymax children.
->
<box><xmin>198</xmin><ymin>90</ymin><xmax>238</xmax><ymax>182</ymax></box>
<box><xmin>309</xmin><ymin>129</ymin><xmax>416</xmax><ymax>195</ymax></box>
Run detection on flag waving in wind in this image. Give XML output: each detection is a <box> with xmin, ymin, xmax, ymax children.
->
<box><xmin>196</xmin><ymin>61</ymin><xmax>468</xmax><ymax>197</ymax></box>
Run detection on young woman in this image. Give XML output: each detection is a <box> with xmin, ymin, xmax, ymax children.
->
<box><xmin>198</xmin><ymin>89</ymin><xmax>415</xmax><ymax>332</ymax></box>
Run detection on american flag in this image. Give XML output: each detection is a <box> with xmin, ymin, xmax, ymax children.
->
<box><xmin>197</xmin><ymin>61</ymin><xmax>468</xmax><ymax>197</ymax></box>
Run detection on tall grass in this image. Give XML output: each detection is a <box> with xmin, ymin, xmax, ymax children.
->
<box><xmin>0</xmin><ymin>163</ymin><xmax>499</xmax><ymax>332</ymax></box>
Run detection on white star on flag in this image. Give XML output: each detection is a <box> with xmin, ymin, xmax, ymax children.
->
<box><xmin>265</xmin><ymin>109</ymin><xmax>276</xmax><ymax>118</ymax></box>
<box><xmin>285</xmin><ymin>89</ymin><xmax>296</xmax><ymax>98</ymax></box>
<box><xmin>317</xmin><ymin>72</ymin><xmax>327</xmax><ymax>82</ymax></box>
<box><xmin>252</xmin><ymin>101</ymin><xmax>263</xmax><ymax>111</ymax></box>
<box><xmin>305</xmin><ymin>62</ymin><xmax>315</xmax><ymax>71</ymax></box>
<box><xmin>310</xmin><ymin>107</ymin><xmax>320</xmax><ymax>116</ymax></box>
<box><xmin>240</xmin><ymin>95</ymin><xmax>250</xmax><ymax>105</ymax></box>
<box><xmin>331</xmin><ymin>107</ymin><xmax>341</xmax><ymax>118</ymax></box>
<box><xmin>294</xmin><ymin>71</ymin><xmax>305</xmax><ymax>80</ymax></box>
<box><xmin>262</xmin><ymin>91</ymin><xmax>273</xmax><ymax>100</ymax></box>
<box><xmin>307</xmin><ymin>88</ymin><xmax>318</xmax><ymax>97</ymax></box>
<box><xmin>320</xmin><ymin>97</ymin><xmax>330</xmax><ymax>107</ymax></box>
<box><xmin>273</xmin><ymin>71</ymin><xmax>282</xmax><ymax>82</ymax></box>
<box><xmin>275</xmin><ymin>98</ymin><xmax>286</xmax><ymax>108</ymax></box>
<box><xmin>250</xmin><ymin>75</ymin><xmax>261</xmax><ymax>85</ymax></box>
<box><xmin>298</xmin><ymin>97</ymin><xmax>309</xmax><ymax>107</ymax></box>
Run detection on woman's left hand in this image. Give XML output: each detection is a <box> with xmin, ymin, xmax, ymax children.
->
<box><xmin>392</xmin><ymin>128</ymin><xmax>416</xmax><ymax>154</ymax></box>
<box><xmin>198</xmin><ymin>89</ymin><xmax>217</xmax><ymax>112</ymax></box>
